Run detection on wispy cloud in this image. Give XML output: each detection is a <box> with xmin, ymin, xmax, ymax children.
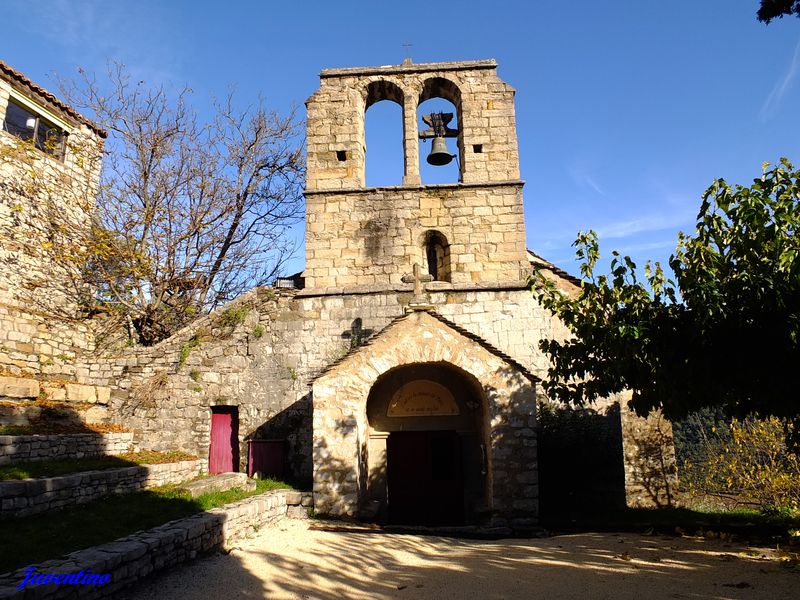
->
<box><xmin>569</xmin><ymin>166</ymin><xmax>606</xmax><ymax>196</ymax></box>
<box><xmin>613</xmin><ymin>239</ymin><xmax>678</xmax><ymax>254</ymax></box>
<box><xmin>21</xmin><ymin>0</ymin><xmax>182</xmax><ymax>86</ymax></box>
<box><xmin>760</xmin><ymin>40</ymin><xmax>800</xmax><ymax>122</ymax></box>
<box><xmin>594</xmin><ymin>209</ymin><xmax>694</xmax><ymax>239</ymax></box>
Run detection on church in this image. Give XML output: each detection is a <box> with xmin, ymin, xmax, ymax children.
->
<box><xmin>0</xmin><ymin>59</ymin><xmax>676</xmax><ymax>532</ymax></box>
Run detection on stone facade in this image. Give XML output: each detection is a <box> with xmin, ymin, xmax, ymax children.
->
<box><xmin>0</xmin><ymin>459</ymin><xmax>205</xmax><ymax>518</ymax></box>
<box><xmin>304</xmin><ymin>60</ymin><xmax>528</xmax><ymax>289</ymax></box>
<box><xmin>312</xmin><ymin>310</ymin><xmax>538</xmax><ymax>527</ymax></box>
<box><xmin>0</xmin><ymin>62</ymin><xmax>105</xmax><ymax>386</ymax></box>
<box><xmin>0</xmin><ymin>60</ymin><xmax>676</xmax><ymax>531</ymax></box>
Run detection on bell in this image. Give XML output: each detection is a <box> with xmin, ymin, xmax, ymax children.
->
<box><xmin>426</xmin><ymin>136</ymin><xmax>454</xmax><ymax>166</ymax></box>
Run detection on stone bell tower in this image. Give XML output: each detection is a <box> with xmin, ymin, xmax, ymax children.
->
<box><xmin>303</xmin><ymin>60</ymin><xmax>530</xmax><ymax>290</ymax></box>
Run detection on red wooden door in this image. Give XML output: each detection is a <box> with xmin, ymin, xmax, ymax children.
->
<box><xmin>387</xmin><ymin>430</ymin><xmax>464</xmax><ymax>525</ymax></box>
<box><xmin>209</xmin><ymin>407</ymin><xmax>238</xmax><ymax>473</ymax></box>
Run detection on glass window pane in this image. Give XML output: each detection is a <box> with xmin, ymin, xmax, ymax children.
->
<box><xmin>36</xmin><ymin>122</ymin><xmax>63</xmax><ymax>155</ymax></box>
<box><xmin>3</xmin><ymin>101</ymin><xmax>36</xmax><ymax>141</ymax></box>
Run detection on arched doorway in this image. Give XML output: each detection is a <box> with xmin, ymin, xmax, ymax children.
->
<box><xmin>366</xmin><ymin>362</ymin><xmax>487</xmax><ymax>525</ymax></box>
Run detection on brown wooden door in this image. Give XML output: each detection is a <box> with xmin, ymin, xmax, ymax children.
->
<box><xmin>387</xmin><ymin>430</ymin><xmax>464</xmax><ymax>525</ymax></box>
<box><xmin>209</xmin><ymin>406</ymin><xmax>238</xmax><ymax>473</ymax></box>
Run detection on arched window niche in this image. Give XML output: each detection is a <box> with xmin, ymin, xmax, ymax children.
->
<box><xmin>364</xmin><ymin>80</ymin><xmax>405</xmax><ymax>187</ymax></box>
<box><xmin>418</xmin><ymin>77</ymin><xmax>463</xmax><ymax>185</ymax></box>
<box><xmin>424</xmin><ymin>230</ymin><xmax>451</xmax><ymax>282</ymax></box>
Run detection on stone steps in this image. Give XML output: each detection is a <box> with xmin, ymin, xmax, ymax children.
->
<box><xmin>0</xmin><ymin>488</ymin><xmax>307</xmax><ymax>599</ymax></box>
<box><xmin>178</xmin><ymin>472</ymin><xmax>255</xmax><ymax>498</ymax></box>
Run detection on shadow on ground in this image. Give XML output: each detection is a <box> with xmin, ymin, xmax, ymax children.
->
<box><xmin>120</xmin><ymin>520</ymin><xmax>799</xmax><ymax>600</ymax></box>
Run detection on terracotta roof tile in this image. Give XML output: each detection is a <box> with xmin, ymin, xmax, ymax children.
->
<box><xmin>527</xmin><ymin>249</ymin><xmax>582</xmax><ymax>287</ymax></box>
<box><xmin>0</xmin><ymin>60</ymin><xmax>107</xmax><ymax>138</ymax></box>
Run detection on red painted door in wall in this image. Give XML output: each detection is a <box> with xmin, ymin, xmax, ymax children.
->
<box><xmin>387</xmin><ymin>430</ymin><xmax>464</xmax><ymax>525</ymax></box>
<box><xmin>209</xmin><ymin>407</ymin><xmax>238</xmax><ymax>473</ymax></box>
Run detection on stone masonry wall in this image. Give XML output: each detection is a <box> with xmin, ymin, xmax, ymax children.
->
<box><xmin>0</xmin><ymin>432</ymin><xmax>133</xmax><ymax>465</ymax></box>
<box><xmin>0</xmin><ymin>307</ymin><xmax>94</xmax><ymax>380</ymax></box>
<box><xmin>304</xmin><ymin>183</ymin><xmax>528</xmax><ymax>288</ymax></box>
<box><xmin>312</xmin><ymin>310</ymin><xmax>538</xmax><ymax>527</ymax></box>
<box><xmin>304</xmin><ymin>60</ymin><xmax>527</xmax><ymax>290</ymax></box>
<box><xmin>0</xmin><ymin>459</ymin><xmax>205</xmax><ymax>518</ymax></box>
<box><xmin>0</xmin><ymin>69</ymin><xmax>103</xmax><ymax>382</ymax></box>
<box><xmin>306</xmin><ymin>60</ymin><xmax>519</xmax><ymax>191</ymax></box>
<box><xmin>0</xmin><ymin>489</ymin><xmax>304</xmax><ymax>599</ymax></box>
<box><xmin>71</xmin><ymin>279</ymin><xmax>674</xmax><ymax>511</ymax></box>
<box><xmin>619</xmin><ymin>395</ymin><xmax>679</xmax><ymax>508</ymax></box>
<box><xmin>75</xmin><ymin>284</ymin><xmax>558</xmax><ymax>484</ymax></box>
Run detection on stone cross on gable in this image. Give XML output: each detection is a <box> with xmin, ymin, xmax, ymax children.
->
<box><xmin>402</xmin><ymin>263</ymin><xmax>434</xmax><ymax>310</ymax></box>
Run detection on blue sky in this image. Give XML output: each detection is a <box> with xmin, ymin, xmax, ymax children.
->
<box><xmin>4</xmin><ymin>1</ymin><xmax>799</xmax><ymax>277</ymax></box>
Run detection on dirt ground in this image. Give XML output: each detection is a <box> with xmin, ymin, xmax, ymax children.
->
<box><xmin>122</xmin><ymin>520</ymin><xmax>799</xmax><ymax>600</ymax></box>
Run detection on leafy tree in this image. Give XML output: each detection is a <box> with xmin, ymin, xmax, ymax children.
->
<box><xmin>52</xmin><ymin>64</ymin><xmax>304</xmax><ymax>344</ymax></box>
<box><xmin>536</xmin><ymin>159</ymin><xmax>800</xmax><ymax>448</ymax></box>
<box><xmin>757</xmin><ymin>0</ymin><xmax>800</xmax><ymax>23</ymax></box>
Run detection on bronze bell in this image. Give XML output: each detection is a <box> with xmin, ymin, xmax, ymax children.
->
<box><xmin>426</xmin><ymin>136</ymin><xmax>454</xmax><ymax>166</ymax></box>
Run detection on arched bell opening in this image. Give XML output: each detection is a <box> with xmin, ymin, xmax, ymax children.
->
<box><xmin>365</xmin><ymin>362</ymin><xmax>489</xmax><ymax>526</ymax></box>
<box><xmin>418</xmin><ymin>77</ymin><xmax>462</xmax><ymax>185</ymax></box>
<box><xmin>364</xmin><ymin>80</ymin><xmax>405</xmax><ymax>187</ymax></box>
<box><xmin>422</xmin><ymin>229</ymin><xmax>451</xmax><ymax>283</ymax></box>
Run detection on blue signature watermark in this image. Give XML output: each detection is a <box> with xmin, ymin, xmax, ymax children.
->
<box><xmin>18</xmin><ymin>566</ymin><xmax>111</xmax><ymax>590</ymax></box>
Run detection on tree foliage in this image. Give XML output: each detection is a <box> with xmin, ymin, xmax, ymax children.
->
<box><xmin>56</xmin><ymin>64</ymin><xmax>304</xmax><ymax>344</ymax></box>
<box><xmin>536</xmin><ymin>159</ymin><xmax>800</xmax><ymax>446</ymax></box>
<box><xmin>757</xmin><ymin>0</ymin><xmax>800</xmax><ymax>23</ymax></box>
<box><xmin>678</xmin><ymin>414</ymin><xmax>800</xmax><ymax>513</ymax></box>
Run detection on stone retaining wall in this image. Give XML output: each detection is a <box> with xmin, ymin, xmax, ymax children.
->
<box><xmin>0</xmin><ymin>432</ymin><xmax>133</xmax><ymax>466</ymax></box>
<box><xmin>0</xmin><ymin>489</ymin><xmax>304</xmax><ymax>599</ymax></box>
<box><xmin>0</xmin><ymin>459</ymin><xmax>205</xmax><ymax>518</ymax></box>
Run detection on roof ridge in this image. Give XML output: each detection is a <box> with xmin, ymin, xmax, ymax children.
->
<box><xmin>0</xmin><ymin>60</ymin><xmax>107</xmax><ymax>138</ymax></box>
<box><xmin>311</xmin><ymin>309</ymin><xmax>539</xmax><ymax>384</ymax></box>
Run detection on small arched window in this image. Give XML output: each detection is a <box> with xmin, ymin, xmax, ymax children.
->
<box><xmin>424</xmin><ymin>230</ymin><xmax>451</xmax><ymax>282</ymax></box>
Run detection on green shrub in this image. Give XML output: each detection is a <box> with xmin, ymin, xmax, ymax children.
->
<box><xmin>682</xmin><ymin>416</ymin><xmax>800</xmax><ymax>514</ymax></box>
<box><xmin>216</xmin><ymin>305</ymin><xmax>250</xmax><ymax>328</ymax></box>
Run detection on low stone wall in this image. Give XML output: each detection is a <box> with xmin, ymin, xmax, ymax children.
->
<box><xmin>0</xmin><ymin>489</ymin><xmax>305</xmax><ymax>599</ymax></box>
<box><xmin>0</xmin><ymin>459</ymin><xmax>205</xmax><ymax>518</ymax></box>
<box><xmin>0</xmin><ymin>432</ymin><xmax>133</xmax><ymax>466</ymax></box>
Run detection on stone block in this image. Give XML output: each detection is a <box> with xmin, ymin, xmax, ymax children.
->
<box><xmin>0</xmin><ymin>376</ymin><xmax>39</xmax><ymax>399</ymax></box>
<box><xmin>284</xmin><ymin>490</ymin><xmax>302</xmax><ymax>505</ymax></box>
<box><xmin>178</xmin><ymin>472</ymin><xmax>250</xmax><ymax>498</ymax></box>
<box><xmin>96</xmin><ymin>386</ymin><xmax>111</xmax><ymax>405</ymax></box>
<box><xmin>42</xmin><ymin>385</ymin><xmax>66</xmax><ymax>401</ymax></box>
<box><xmin>65</xmin><ymin>383</ymin><xmax>96</xmax><ymax>403</ymax></box>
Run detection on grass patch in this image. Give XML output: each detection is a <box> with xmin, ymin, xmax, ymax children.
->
<box><xmin>0</xmin><ymin>422</ymin><xmax>128</xmax><ymax>435</ymax></box>
<box><xmin>216</xmin><ymin>305</ymin><xmax>250</xmax><ymax>328</ymax></box>
<box><xmin>0</xmin><ymin>425</ymin><xmax>33</xmax><ymax>436</ymax></box>
<box><xmin>0</xmin><ymin>477</ymin><xmax>292</xmax><ymax>573</ymax></box>
<box><xmin>178</xmin><ymin>335</ymin><xmax>203</xmax><ymax>367</ymax></box>
<box><xmin>0</xmin><ymin>450</ymin><xmax>197</xmax><ymax>480</ymax></box>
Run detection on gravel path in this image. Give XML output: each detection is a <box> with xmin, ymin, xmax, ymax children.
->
<box><xmin>122</xmin><ymin>520</ymin><xmax>798</xmax><ymax>600</ymax></box>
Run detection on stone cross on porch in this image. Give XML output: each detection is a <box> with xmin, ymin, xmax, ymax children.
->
<box><xmin>401</xmin><ymin>263</ymin><xmax>434</xmax><ymax>311</ymax></box>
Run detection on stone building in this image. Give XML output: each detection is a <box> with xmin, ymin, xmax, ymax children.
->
<box><xmin>0</xmin><ymin>60</ymin><xmax>676</xmax><ymax>530</ymax></box>
<box><xmin>0</xmin><ymin>61</ymin><xmax>110</xmax><ymax>421</ymax></box>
